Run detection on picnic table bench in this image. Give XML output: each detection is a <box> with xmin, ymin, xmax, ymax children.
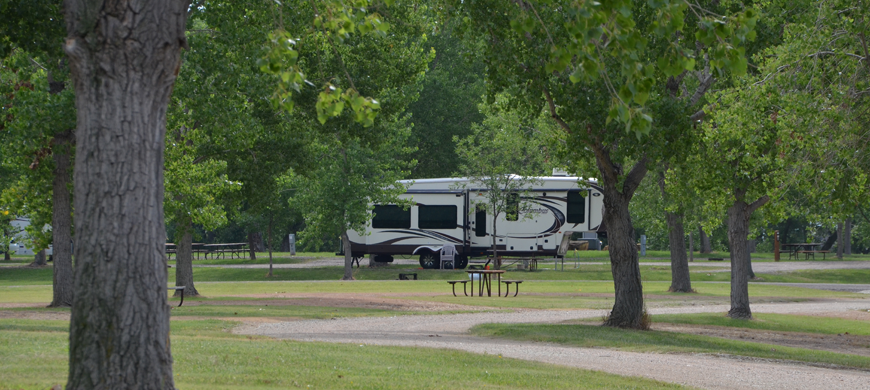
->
<box><xmin>501</xmin><ymin>280</ymin><xmax>524</xmax><ymax>297</ymax></box>
<box><xmin>447</xmin><ymin>280</ymin><xmax>468</xmax><ymax>296</ymax></box>
<box><xmin>169</xmin><ymin>286</ymin><xmax>185</xmax><ymax>307</ymax></box>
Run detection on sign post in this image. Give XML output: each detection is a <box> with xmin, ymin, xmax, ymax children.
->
<box><xmin>288</xmin><ymin>234</ymin><xmax>296</xmax><ymax>256</ymax></box>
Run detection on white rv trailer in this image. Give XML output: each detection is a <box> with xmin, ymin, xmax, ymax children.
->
<box><xmin>346</xmin><ymin>175</ymin><xmax>605</xmax><ymax>269</ymax></box>
<box><xmin>5</xmin><ymin>217</ymin><xmax>53</xmax><ymax>256</ymax></box>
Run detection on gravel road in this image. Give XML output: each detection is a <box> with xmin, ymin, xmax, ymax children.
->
<box><xmin>238</xmin><ymin>301</ymin><xmax>870</xmax><ymax>390</ymax></box>
<box><xmin>196</xmin><ymin>257</ymin><xmax>870</xmax><ymax>273</ymax></box>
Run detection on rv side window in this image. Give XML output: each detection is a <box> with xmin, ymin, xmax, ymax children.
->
<box><xmin>418</xmin><ymin>205</ymin><xmax>457</xmax><ymax>229</ymax></box>
<box><xmin>567</xmin><ymin>191</ymin><xmax>586</xmax><ymax>223</ymax></box>
<box><xmin>506</xmin><ymin>193</ymin><xmax>519</xmax><ymax>221</ymax></box>
<box><xmin>372</xmin><ymin>205</ymin><xmax>411</xmax><ymax>229</ymax></box>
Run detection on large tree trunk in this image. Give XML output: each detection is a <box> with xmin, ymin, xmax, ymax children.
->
<box><xmin>368</xmin><ymin>254</ymin><xmax>389</xmax><ymax>268</ymax></box>
<box><xmin>49</xmin><ymin>131</ymin><xmax>74</xmax><ymax>308</ymax></box>
<box><xmin>727</xmin><ymin>202</ymin><xmax>752</xmax><ymax>319</ymax></box>
<box><xmin>341</xmin><ymin>231</ymin><xmax>354</xmax><ymax>280</ymax></box>
<box><xmin>601</xmin><ymin>188</ymin><xmax>646</xmax><ymax>328</ymax></box>
<box><xmin>837</xmin><ymin>222</ymin><xmax>844</xmax><ymax>259</ymax></box>
<box><xmin>267</xmin><ymin>216</ymin><xmax>274</xmax><ymax>277</ymax></box>
<box><xmin>658</xmin><ymin>171</ymin><xmax>691</xmax><ymax>292</ymax></box>
<box><xmin>821</xmin><ymin>230</ymin><xmax>837</xmax><ymax>250</ymax></box>
<box><xmin>845</xmin><ymin>219</ymin><xmax>852</xmax><ymax>255</ymax></box>
<box><xmin>33</xmin><ymin>249</ymin><xmax>47</xmax><ymax>266</ymax></box>
<box><xmin>688</xmin><ymin>229</ymin><xmax>694</xmax><ymax>262</ymax></box>
<box><xmin>174</xmin><ymin>219</ymin><xmax>199</xmax><ymax>297</ymax></box>
<box><xmin>63</xmin><ymin>1</ymin><xmax>189</xmax><ymax>388</ymax></box>
<box><xmin>726</xmin><ymin>192</ymin><xmax>767</xmax><ymax>320</ymax></box>
<box><xmin>698</xmin><ymin>226</ymin><xmax>712</xmax><ymax>253</ymax></box>
<box><xmin>665</xmin><ymin>212</ymin><xmax>692</xmax><ymax>292</ymax></box>
<box><xmin>247</xmin><ymin>231</ymin><xmax>264</xmax><ymax>260</ymax></box>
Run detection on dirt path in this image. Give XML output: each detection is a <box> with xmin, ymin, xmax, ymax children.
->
<box><xmin>237</xmin><ymin>300</ymin><xmax>870</xmax><ymax>390</ymax></box>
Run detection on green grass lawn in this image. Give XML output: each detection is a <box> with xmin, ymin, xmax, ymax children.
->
<box><xmin>0</xmin><ymin>318</ymin><xmax>688</xmax><ymax>390</ymax></box>
<box><xmin>652</xmin><ymin>313</ymin><xmax>870</xmax><ymax>335</ymax></box>
<box><xmin>1</xmin><ymin>279</ymin><xmax>862</xmax><ymax>310</ymax></box>
<box><xmin>471</xmin><ymin>314</ymin><xmax>870</xmax><ymax>370</ymax></box>
<box><xmin>4</xmin><ymin>250</ymin><xmax>869</xmax><ymax>287</ymax></box>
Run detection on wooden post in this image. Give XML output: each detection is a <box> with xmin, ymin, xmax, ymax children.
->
<box><xmin>774</xmin><ymin>230</ymin><xmax>780</xmax><ymax>262</ymax></box>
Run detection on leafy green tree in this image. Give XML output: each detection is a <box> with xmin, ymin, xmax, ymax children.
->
<box><xmin>0</xmin><ymin>48</ymin><xmax>75</xmax><ymax>306</ymax></box>
<box><xmin>1</xmin><ymin>0</ymin><xmax>75</xmax><ymax>305</ymax></box>
<box><xmin>453</xmin><ymin>96</ymin><xmax>555</xmax><ymax>269</ymax></box>
<box><xmin>688</xmin><ymin>0</ymin><xmax>868</xmax><ymax>319</ymax></box>
<box><xmin>293</xmin><ymin>118</ymin><xmax>415</xmax><ymax>280</ymax></box>
<box><xmin>163</xmin><ymin>120</ymin><xmax>239</xmax><ymax>296</ymax></box>
<box><xmin>447</xmin><ymin>0</ymin><xmax>757</xmax><ymax>328</ymax></box>
<box><xmin>406</xmin><ymin>19</ymin><xmax>486</xmax><ymax>178</ymax></box>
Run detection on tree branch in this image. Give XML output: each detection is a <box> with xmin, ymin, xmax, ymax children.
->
<box><xmin>528</xmin><ymin>2</ymin><xmax>553</xmax><ymax>46</ymax></box>
<box><xmin>542</xmin><ymin>87</ymin><xmax>572</xmax><ymax>134</ymax></box>
<box><xmin>748</xmin><ymin>195</ymin><xmax>770</xmax><ymax>214</ymax></box>
<box><xmin>623</xmin><ymin>155</ymin><xmax>649</xmax><ymax>196</ymax></box>
<box><xmin>689</xmin><ymin>61</ymin><xmax>713</xmax><ymax>107</ymax></box>
<box><xmin>690</xmin><ymin>109</ymin><xmax>706</xmax><ymax>122</ymax></box>
<box><xmin>859</xmin><ymin>32</ymin><xmax>870</xmax><ymax>72</ymax></box>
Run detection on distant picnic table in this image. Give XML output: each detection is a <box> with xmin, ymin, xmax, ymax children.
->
<box><xmin>165</xmin><ymin>242</ymin><xmax>248</xmax><ymax>260</ymax></box>
<box><xmin>782</xmin><ymin>243</ymin><xmax>828</xmax><ymax>260</ymax></box>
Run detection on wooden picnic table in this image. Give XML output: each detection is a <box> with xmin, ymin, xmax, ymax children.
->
<box><xmin>203</xmin><ymin>243</ymin><xmax>248</xmax><ymax>260</ymax></box>
<box><xmin>466</xmin><ymin>270</ymin><xmax>506</xmax><ymax>297</ymax></box>
<box><xmin>782</xmin><ymin>243</ymin><xmax>824</xmax><ymax>260</ymax></box>
<box><xmin>166</xmin><ymin>243</ymin><xmax>243</xmax><ymax>260</ymax></box>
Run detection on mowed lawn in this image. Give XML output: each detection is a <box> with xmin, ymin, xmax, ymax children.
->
<box><xmin>1</xmin><ymin>318</ymin><xmax>691</xmax><ymax>390</ymax></box>
<box><xmin>2</xmin><ymin>252</ymin><xmax>869</xmax><ymax>389</ymax></box>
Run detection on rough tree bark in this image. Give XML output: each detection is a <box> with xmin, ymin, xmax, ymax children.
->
<box><xmin>247</xmin><ymin>231</ymin><xmax>264</xmax><ymax>260</ymax></box>
<box><xmin>49</xmin><ymin>130</ymin><xmax>74</xmax><ymax>308</ymax></box>
<box><xmin>597</xmin><ymin>155</ymin><xmax>648</xmax><ymax>329</ymax></box>
<box><xmin>63</xmin><ymin>0</ymin><xmax>189</xmax><ymax>388</ymax></box>
<box><xmin>845</xmin><ymin>219</ymin><xmax>852</xmax><ymax>255</ymax></box>
<box><xmin>698</xmin><ymin>226</ymin><xmax>712</xmax><ymax>253</ymax></box>
<box><xmin>33</xmin><ymin>249</ymin><xmax>47</xmax><ymax>266</ymax></box>
<box><xmin>688</xmin><ymin>230</ymin><xmax>694</xmax><ymax>262</ymax></box>
<box><xmin>726</xmin><ymin>191</ymin><xmax>768</xmax><ymax>319</ymax></box>
<box><xmin>174</xmin><ymin>218</ymin><xmax>199</xmax><ymax>297</ymax></box>
<box><xmin>657</xmin><ymin>172</ymin><xmax>692</xmax><ymax>292</ymax></box>
<box><xmin>665</xmin><ymin>212</ymin><xmax>692</xmax><ymax>292</ymax></box>
<box><xmin>341</xmin><ymin>231</ymin><xmax>355</xmax><ymax>280</ymax></box>
<box><xmin>837</xmin><ymin>222</ymin><xmax>844</xmax><ymax>259</ymax></box>
<box><xmin>267</xmin><ymin>215</ymin><xmax>273</xmax><ymax>277</ymax></box>
<box><xmin>368</xmin><ymin>254</ymin><xmax>389</xmax><ymax>268</ymax></box>
<box><xmin>821</xmin><ymin>230</ymin><xmax>837</xmax><ymax>250</ymax></box>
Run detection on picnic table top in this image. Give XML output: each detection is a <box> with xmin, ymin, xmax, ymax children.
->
<box><xmin>466</xmin><ymin>269</ymin><xmax>506</xmax><ymax>274</ymax></box>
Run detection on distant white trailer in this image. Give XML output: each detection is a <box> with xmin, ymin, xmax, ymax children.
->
<box><xmin>346</xmin><ymin>175</ymin><xmax>605</xmax><ymax>269</ymax></box>
<box><xmin>7</xmin><ymin>217</ymin><xmax>52</xmax><ymax>256</ymax></box>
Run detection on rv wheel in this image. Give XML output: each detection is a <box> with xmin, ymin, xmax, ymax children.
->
<box><xmin>419</xmin><ymin>251</ymin><xmax>438</xmax><ymax>269</ymax></box>
<box><xmin>455</xmin><ymin>256</ymin><xmax>468</xmax><ymax>269</ymax></box>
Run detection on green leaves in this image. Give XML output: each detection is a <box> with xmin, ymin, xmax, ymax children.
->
<box><xmin>313</xmin><ymin>0</ymin><xmax>391</xmax><ymax>39</ymax></box>
<box><xmin>523</xmin><ymin>0</ymin><xmax>758</xmax><ymax>138</ymax></box>
<box><xmin>259</xmin><ymin>30</ymin><xmax>304</xmax><ymax>112</ymax></box>
<box><xmin>315</xmin><ymin>85</ymin><xmax>381</xmax><ymax>127</ymax></box>
<box><xmin>261</xmin><ymin>1</ymin><xmax>415</xmax><ymax>128</ymax></box>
